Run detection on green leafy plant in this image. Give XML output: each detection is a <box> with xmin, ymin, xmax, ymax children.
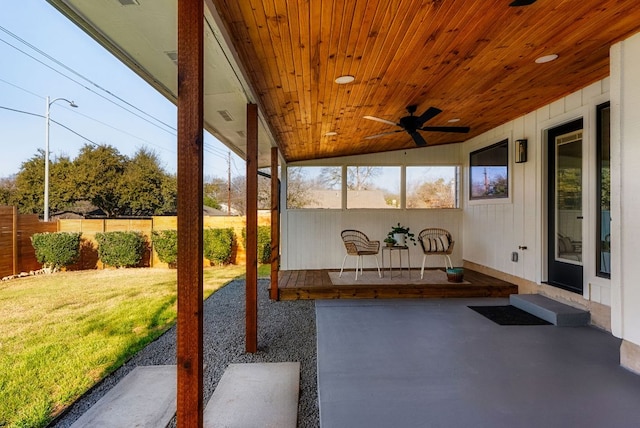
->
<box><xmin>242</xmin><ymin>226</ymin><xmax>272</xmax><ymax>264</ymax></box>
<box><xmin>152</xmin><ymin>230</ymin><xmax>178</xmax><ymax>267</ymax></box>
<box><xmin>204</xmin><ymin>228</ymin><xmax>234</xmax><ymax>265</ymax></box>
<box><xmin>383</xmin><ymin>236</ymin><xmax>397</xmax><ymax>246</ymax></box>
<box><xmin>30</xmin><ymin>232</ymin><xmax>82</xmax><ymax>272</ymax></box>
<box><xmin>387</xmin><ymin>223</ymin><xmax>416</xmax><ymax>245</ymax></box>
<box><xmin>96</xmin><ymin>231</ymin><xmax>146</xmax><ymax>268</ymax></box>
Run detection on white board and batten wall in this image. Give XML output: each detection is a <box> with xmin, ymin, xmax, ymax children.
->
<box><xmin>462</xmin><ymin>78</ymin><xmax>611</xmax><ymax>307</ymax></box>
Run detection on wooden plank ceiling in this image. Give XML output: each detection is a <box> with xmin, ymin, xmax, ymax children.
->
<box><xmin>210</xmin><ymin>0</ymin><xmax>640</xmax><ymax>163</ymax></box>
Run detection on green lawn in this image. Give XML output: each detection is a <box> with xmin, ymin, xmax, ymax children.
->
<box><xmin>0</xmin><ymin>265</ymin><xmax>257</xmax><ymax>428</ymax></box>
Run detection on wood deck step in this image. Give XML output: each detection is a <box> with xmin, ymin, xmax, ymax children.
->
<box><xmin>510</xmin><ymin>294</ymin><xmax>590</xmax><ymax>326</ymax></box>
<box><xmin>278</xmin><ymin>269</ymin><xmax>518</xmax><ymax>301</ymax></box>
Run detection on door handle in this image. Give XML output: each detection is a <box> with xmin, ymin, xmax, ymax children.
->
<box><xmin>577</xmin><ymin>216</ymin><xmax>584</xmax><ymax>219</ymax></box>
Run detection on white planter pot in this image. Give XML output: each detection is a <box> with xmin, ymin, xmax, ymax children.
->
<box><xmin>393</xmin><ymin>233</ymin><xmax>406</xmax><ymax>246</ymax></box>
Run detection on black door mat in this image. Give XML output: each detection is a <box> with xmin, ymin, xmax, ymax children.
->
<box><xmin>468</xmin><ymin>305</ymin><xmax>552</xmax><ymax>326</ymax></box>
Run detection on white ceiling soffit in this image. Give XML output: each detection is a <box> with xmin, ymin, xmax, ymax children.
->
<box><xmin>46</xmin><ymin>0</ymin><xmax>275</xmax><ymax>168</ymax></box>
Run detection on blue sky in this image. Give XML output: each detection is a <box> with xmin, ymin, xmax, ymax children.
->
<box><xmin>0</xmin><ymin>1</ymin><xmax>240</xmax><ymax>179</ymax></box>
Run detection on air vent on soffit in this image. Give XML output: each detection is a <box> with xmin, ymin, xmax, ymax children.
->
<box><xmin>117</xmin><ymin>0</ymin><xmax>140</xmax><ymax>6</ymax></box>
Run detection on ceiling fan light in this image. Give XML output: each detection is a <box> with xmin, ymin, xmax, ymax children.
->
<box><xmin>334</xmin><ymin>75</ymin><xmax>355</xmax><ymax>84</ymax></box>
<box><xmin>535</xmin><ymin>54</ymin><xmax>559</xmax><ymax>64</ymax></box>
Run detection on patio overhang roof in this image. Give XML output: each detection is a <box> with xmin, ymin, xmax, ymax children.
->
<box><xmin>46</xmin><ymin>0</ymin><xmax>640</xmax><ymax>166</ymax></box>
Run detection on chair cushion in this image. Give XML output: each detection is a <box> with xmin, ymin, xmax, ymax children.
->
<box><xmin>426</xmin><ymin>235</ymin><xmax>449</xmax><ymax>252</ymax></box>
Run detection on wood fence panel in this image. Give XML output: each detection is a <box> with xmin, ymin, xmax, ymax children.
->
<box><xmin>0</xmin><ymin>206</ymin><xmax>56</xmax><ymax>278</ymax></box>
<box><xmin>0</xmin><ymin>207</ymin><xmax>15</xmax><ymax>277</ymax></box>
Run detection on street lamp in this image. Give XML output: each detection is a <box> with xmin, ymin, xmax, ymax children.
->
<box><xmin>44</xmin><ymin>96</ymin><xmax>78</xmax><ymax>222</ymax></box>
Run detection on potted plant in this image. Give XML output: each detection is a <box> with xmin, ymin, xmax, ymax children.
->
<box><xmin>384</xmin><ymin>237</ymin><xmax>396</xmax><ymax>247</ymax></box>
<box><xmin>387</xmin><ymin>223</ymin><xmax>416</xmax><ymax>246</ymax></box>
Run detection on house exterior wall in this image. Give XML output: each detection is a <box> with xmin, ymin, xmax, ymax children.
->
<box><xmin>280</xmin><ymin>144</ymin><xmax>464</xmax><ymax>270</ymax></box>
<box><xmin>461</xmin><ymin>78</ymin><xmax>610</xmax><ymax>309</ymax></box>
<box><xmin>611</xmin><ymin>31</ymin><xmax>640</xmax><ymax>373</ymax></box>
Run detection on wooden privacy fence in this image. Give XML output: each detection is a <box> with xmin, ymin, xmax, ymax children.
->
<box><xmin>0</xmin><ymin>206</ymin><xmax>57</xmax><ymax>278</ymax></box>
<box><xmin>1</xmin><ymin>210</ymin><xmax>271</xmax><ymax>274</ymax></box>
<box><xmin>58</xmin><ymin>214</ymin><xmax>271</xmax><ymax>269</ymax></box>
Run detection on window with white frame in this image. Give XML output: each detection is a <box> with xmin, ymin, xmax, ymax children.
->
<box><xmin>346</xmin><ymin>166</ymin><xmax>400</xmax><ymax>209</ymax></box>
<box><xmin>286</xmin><ymin>166</ymin><xmax>341</xmax><ymax>209</ymax></box>
<box><xmin>406</xmin><ymin>166</ymin><xmax>460</xmax><ymax>208</ymax></box>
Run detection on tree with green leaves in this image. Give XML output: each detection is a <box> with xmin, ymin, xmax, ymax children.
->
<box><xmin>118</xmin><ymin>148</ymin><xmax>176</xmax><ymax>216</ymax></box>
<box><xmin>7</xmin><ymin>144</ymin><xmax>177</xmax><ymax>218</ymax></box>
<box><xmin>73</xmin><ymin>144</ymin><xmax>126</xmax><ymax>217</ymax></box>
<box><xmin>0</xmin><ymin>176</ymin><xmax>17</xmax><ymax>206</ymax></box>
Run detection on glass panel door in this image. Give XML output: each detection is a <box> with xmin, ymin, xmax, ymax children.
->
<box><xmin>547</xmin><ymin>118</ymin><xmax>583</xmax><ymax>294</ymax></box>
<box><xmin>555</xmin><ymin>131</ymin><xmax>583</xmax><ymax>265</ymax></box>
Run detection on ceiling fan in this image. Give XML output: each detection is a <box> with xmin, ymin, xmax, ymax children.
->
<box><xmin>363</xmin><ymin>105</ymin><xmax>470</xmax><ymax>147</ymax></box>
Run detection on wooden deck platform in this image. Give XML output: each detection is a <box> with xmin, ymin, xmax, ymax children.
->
<box><xmin>277</xmin><ymin>269</ymin><xmax>518</xmax><ymax>300</ymax></box>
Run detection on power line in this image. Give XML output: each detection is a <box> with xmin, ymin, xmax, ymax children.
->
<box><xmin>0</xmin><ymin>25</ymin><xmax>176</xmax><ymax>133</ymax></box>
<box><xmin>0</xmin><ymin>105</ymin><xmax>99</xmax><ymax>146</ymax></box>
<box><xmin>0</xmin><ymin>76</ymin><xmax>42</xmax><ymax>99</ymax></box>
<box><xmin>0</xmin><ymin>77</ymin><xmax>176</xmax><ymax>155</ymax></box>
<box><xmin>0</xmin><ymin>34</ymin><xmax>176</xmax><ymax>137</ymax></box>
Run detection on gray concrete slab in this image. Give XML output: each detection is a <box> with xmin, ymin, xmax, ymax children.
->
<box><xmin>510</xmin><ymin>293</ymin><xmax>591</xmax><ymax>326</ymax></box>
<box><xmin>70</xmin><ymin>365</ymin><xmax>176</xmax><ymax>428</ymax></box>
<box><xmin>204</xmin><ymin>362</ymin><xmax>300</xmax><ymax>428</ymax></box>
<box><xmin>316</xmin><ymin>298</ymin><xmax>640</xmax><ymax>428</ymax></box>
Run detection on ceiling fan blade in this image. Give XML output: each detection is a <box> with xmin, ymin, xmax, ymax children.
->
<box><xmin>363</xmin><ymin>115</ymin><xmax>398</xmax><ymax>126</ymax></box>
<box><xmin>417</xmin><ymin>107</ymin><xmax>442</xmax><ymax>126</ymax></box>
<box><xmin>409</xmin><ymin>131</ymin><xmax>428</xmax><ymax>147</ymax></box>
<box><xmin>364</xmin><ymin>130</ymin><xmax>404</xmax><ymax>139</ymax></box>
<box><xmin>420</xmin><ymin>126</ymin><xmax>471</xmax><ymax>133</ymax></box>
<box><xmin>509</xmin><ymin>0</ymin><xmax>536</xmax><ymax>6</ymax></box>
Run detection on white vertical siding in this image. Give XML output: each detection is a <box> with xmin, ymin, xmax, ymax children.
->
<box><xmin>611</xmin><ymin>31</ymin><xmax>640</xmax><ymax>345</ymax></box>
<box><xmin>462</xmin><ymin>80</ymin><xmax>611</xmax><ymax>305</ymax></box>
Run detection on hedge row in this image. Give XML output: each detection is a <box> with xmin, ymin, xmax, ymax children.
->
<box><xmin>31</xmin><ymin>231</ymin><xmax>148</xmax><ymax>270</ymax></box>
<box><xmin>154</xmin><ymin>226</ymin><xmax>271</xmax><ymax>267</ymax></box>
<box><xmin>31</xmin><ymin>226</ymin><xmax>272</xmax><ymax>271</ymax></box>
<box><xmin>31</xmin><ymin>232</ymin><xmax>82</xmax><ymax>272</ymax></box>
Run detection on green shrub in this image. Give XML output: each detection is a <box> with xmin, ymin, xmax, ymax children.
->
<box><xmin>96</xmin><ymin>231</ymin><xmax>146</xmax><ymax>268</ymax></box>
<box><xmin>203</xmin><ymin>228</ymin><xmax>234</xmax><ymax>265</ymax></box>
<box><xmin>242</xmin><ymin>226</ymin><xmax>272</xmax><ymax>264</ymax></box>
<box><xmin>152</xmin><ymin>230</ymin><xmax>178</xmax><ymax>266</ymax></box>
<box><xmin>30</xmin><ymin>232</ymin><xmax>82</xmax><ymax>272</ymax></box>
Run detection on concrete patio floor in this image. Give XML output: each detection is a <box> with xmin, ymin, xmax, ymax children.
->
<box><xmin>316</xmin><ymin>298</ymin><xmax>640</xmax><ymax>428</ymax></box>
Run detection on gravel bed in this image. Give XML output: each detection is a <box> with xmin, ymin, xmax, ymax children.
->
<box><xmin>50</xmin><ymin>279</ymin><xmax>319</xmax><ymax>427</ymax></box>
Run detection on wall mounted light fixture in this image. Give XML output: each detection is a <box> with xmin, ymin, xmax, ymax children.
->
<box><xmin>515</xmin><ymin>139</ymin><xmax>528</xmax><ymax>163</ymax></box>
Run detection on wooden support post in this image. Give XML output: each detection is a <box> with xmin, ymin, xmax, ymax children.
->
<box><xmin>270</xmin><ymin>147</ymin><xmax>280</xmax><ymax>300</ymax></box>
<box><xmin>177</xmin><ymin>0</ymin><xmax>204</xmax><ymax>426</ymax></box>
<box><xmin>246</xmin><ymin>103</ymin><xmax>258</xmax><ymax>353</ymax></box>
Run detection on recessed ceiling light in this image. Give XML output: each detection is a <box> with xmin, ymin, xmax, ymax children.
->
<box><xmin>334</xmin><ymin>75</ymin><xmax>355</xmax><ymax>84</ymax></box>
<box><xmin>535</xmin><ymin>54</ymin><xmax>559</xmax><ymax>64</ymax></box>
<box><xmin>448</xmin><ymin>118</ymin><xmax>461</xmax><ymax>123</ymax></box>
<box><xmin>324</xmin><ymin>131</ymin><xmax>338</xmax><ymax>136</ymax></box>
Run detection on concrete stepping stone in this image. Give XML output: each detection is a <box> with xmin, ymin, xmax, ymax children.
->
<box><xmin>204</xmin><ymin>362</ymin><xmax>300</xmax><ymax>428</ymax></box>
<box><xmin>70</xmin><ymin>365</ymin><xmax>176</xmax><ymax>428</ymax></box>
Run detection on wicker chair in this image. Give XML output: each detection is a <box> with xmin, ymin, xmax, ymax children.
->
<box><xmin>339</xmin><ymin>229</ymin><xmax>382</xmax><ymax>280</ymax></box>
<box><xmin>417</xmin><ymin>228</ymin><xmax>455</xmax><ymax>279</ymax></box>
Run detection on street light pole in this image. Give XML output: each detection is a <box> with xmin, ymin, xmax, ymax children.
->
<box><xmin>44</xmin><ymin>96</ymin><xmax>77</xmax><ymax>222</ymax></box>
